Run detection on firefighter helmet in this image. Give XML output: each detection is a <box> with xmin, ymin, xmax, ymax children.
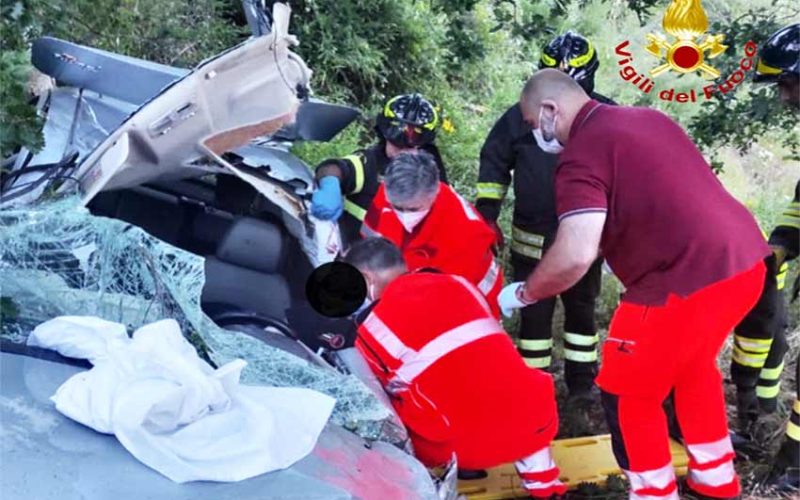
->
<box><xmin>539</xmin><ymin>31</ymin><xmax>599</xmax><ymax>94</ymax></box>
<box><xmin>754</xmin><ymin>23</ymin><xmax>800</xmax><ymax>83</ymax></box>
<box><xmin>376</xmin><ymin>93</ymin><xmax>439</xmax><ymax>148</ymax></box>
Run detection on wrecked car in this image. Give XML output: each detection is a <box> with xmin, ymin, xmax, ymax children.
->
<box><xmin>0</xmin><ymin>2</ymin><xmax>455</xmax><ymax>498</ymax></box>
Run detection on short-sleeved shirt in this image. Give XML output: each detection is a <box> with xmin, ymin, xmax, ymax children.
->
<box><xmin>555</xmin><ymin>100</ymin><xmax>769</xmax><ymax>305</ymax></box>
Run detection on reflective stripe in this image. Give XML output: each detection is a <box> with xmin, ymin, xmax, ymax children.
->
<box><xmin>756</xmin><ymin>384</ymin><xmax>781</xmax><ymax>399</ymax></box>
<box><xmin>512</xmin><ymin>226</ymin><xmax>545</xmax><ymax>247</ymax></box>
<box><xmin>362</xmin><ymin>314</ymin><xmax>411</xmax><ymax>360</ymax></box>
<box><xmin>519</xmin><ymin>338</ymin><xmax>553</xmax><ymax>351</ymax></box>
<box><xmin>625</xmin><ymin>462</ymin><xmax>677</xmax><ymax>492</ymax></box>
<box><xmin>510</xmin><ymin>240</ymin><xmax>542</xmax><ymax>260</ymax></box>
<box><xmin>787</xmin><ymin>420</ymin><xmax>800</xmax><ymax>442</ymax></box>
<box><xmin>732</xmin><ymin>350</ymin><xmax>768</xmax><ymax>368</ymax></box>
<box><xmin>476</xmin><ymin>182</ymin><xmax>508</xmax><ymax>200</ymax></box>
<box><xmin>734</xmin><ymin>335</ymin><xmax>772</xmax><ymax>353</ymax></box>
<box><xmin>564</xmin><ymin>332</ymin><xmax>599</xmax><ymax>346</ymax></box>
<box><xmin>343</xmin><ymin>199</ymin><xmax>367</xmax><ymax>221</ymax></box>
<box><xmin>343</xmin><ymin>154</ymin><xmax>365</xmax><ymax>194</ymax></box>
<box><xmin>362</xmin><ymin>309</ymin><xmax>503</xmax><ymax>385</ymax></box>
<box><xmin>794</xmin><ymin>400</ymin><xmax>800</xmax><ymax>413</ymax></box>
<box><xmin>524</xmin><ymin>356</ymin><xmax>551</xmax><ymax>368</ymax></box>
<box><xmin>453</xmin><ymin>189</ymin><xmax>480</xmax><ymax>221</ymax></box>
<box><xmin>516</xmin><ymin>446</ymin><xmax>557</xmax><ymax>472</ymax></box>
<box><xmin>569</xmin><ymin>41</ymin><xmax>595</xmax><ymax>68</ymax></box>
<box><xmin>395</xmin><ymin>318</ymin><xmax>503</xmax><ymax>383</ymax></box>
<box><xmin>759</xmin><ymin>361</ymin><xmax>785</xmax><ymax>381</ymax></box>
<box><xmin>686</xmin><ymin>437</ymin><xmax>734</xmax><ymax>465</ymax></box>
<box><xmin>564</xmin><ymin>349</ymin><xmax>598</xmax><ymax>362</ymax></box>
<box><xmin>477</xmin><ymin>258</ymin><xmax>501</xmax><ymax>295</ymax></box>
<box><xmin>688</xmin><ymin>461</ymin><xmax>736</xmax><ymax>487</ymax></box>
<box><xmin>776</xmin><ymin>263</ymin><xmax>787</xmax><ymax>290</ymax></box>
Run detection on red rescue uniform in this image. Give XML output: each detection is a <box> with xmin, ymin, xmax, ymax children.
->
<box><xmin>362</xmin><ymin>182</ymin><xmax>503</xmax><ymax>317</ymax></box>
<box><xmin>555</xmin><ymin>100</ymin><xmax>770</xmax><ymax>500</ymax></box>
<box><xmin>356</xmin><ymin>272</ymin><xmax>559</xmax><ymax>481</ymax></box>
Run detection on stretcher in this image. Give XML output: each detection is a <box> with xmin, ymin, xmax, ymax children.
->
<box><xmin>458</xmin><ymin>434</ymin><xmax>689</xmax><ymax>500</ymax></box>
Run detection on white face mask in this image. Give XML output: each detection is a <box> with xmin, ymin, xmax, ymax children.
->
<box><xmin>532</xmin><ymin>108</ymin><xmax>564</xmax><ymax>154</ymax></box>
<box><xmin>395</xmin><ymin>208</ymin><xmax>430</xmax><ymax>233</ymax></box>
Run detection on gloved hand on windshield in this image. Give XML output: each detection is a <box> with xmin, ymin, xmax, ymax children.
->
<box><xmin>311</xmin><ymin>176</ymin><xmax>343</xmax><ymax>220</ymax></box>
<box><xmin>498</xmin><ymin>281</ymin><xmax>537</xmax><ymax>318</ymax></box>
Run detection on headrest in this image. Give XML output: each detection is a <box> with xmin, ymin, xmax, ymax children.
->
<box><xmin>215</xmin><ymin>217</ymin><xmax>285</xmax><ymax>273</ymax></box>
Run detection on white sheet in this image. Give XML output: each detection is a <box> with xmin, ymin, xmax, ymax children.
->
<box><xmin>28</xmin><ymin>316</ymin><xmax>335</xmax><ymax>483</ymax></box>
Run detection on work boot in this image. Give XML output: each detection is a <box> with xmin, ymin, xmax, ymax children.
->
<box><xmin>766</xmin><ymin>438</ymin><xmax>800</xmax><ymax>493</ymax></box>
<box><xmin>562</xmin><ymin>387</ymin><xmax>601</xmax><ymax>437</ymax></box>
<box><xmin>735</xmin><ymin>388</ymin><xmax>760</xmax><ymax>437</ymax></box>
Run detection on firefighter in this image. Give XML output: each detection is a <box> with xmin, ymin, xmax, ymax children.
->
<box><xmin>752</xmin><ymin>23</ymin><xmax>799</xmax><ymax>491</ymax></box>
<box><xmin>310</xmin><ymin>93</ymin><xmax>448</xmax><ymax>244</ymax></box>
<box><xmin>501</xmin><ymin>69</ymin><xmax>770</xmax><ymax>499</ymax></box>
<box><xmin>344</xmin><ymin>237</ymin><xmax>566</xmax><ymax>498</ymax></box>
<box><xmin>476</xmin><ymin>31</ymin><xmax>615</xmax><ymax>396</ymax></box>
<box><xmin>361</xmin><ymin>151</ymin><xmax>503</xmax><ymax>317</ymax></box>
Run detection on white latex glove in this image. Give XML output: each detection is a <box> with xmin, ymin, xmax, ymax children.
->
<box><xmin>498</xmin><ymin>281</ymin><xmax>537</xmax><ymax>318</ymax></box>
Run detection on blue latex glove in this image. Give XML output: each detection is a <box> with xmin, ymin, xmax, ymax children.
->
<box><xmin>311</xmin><ymin>176</ymin><xmax>344</xmax><ymax>220</ymax></box>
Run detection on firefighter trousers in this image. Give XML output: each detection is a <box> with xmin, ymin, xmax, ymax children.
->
<box><xmin>512</xmin><ymin>251</ymin><xmax>602</xmax><ymax>394</ymax></box>
<box><xmin>597</xmin><ymin>261</ymin><xmax>765</xmax><ymax>500</ymax></box>
<box><xmin>730</xmin><ymin>255</ymin><xmax>789</xmax><ymax>419</ymax></box>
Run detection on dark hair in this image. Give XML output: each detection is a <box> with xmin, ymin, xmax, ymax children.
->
<box><xmin>343</xmin><ymin>237</ymin><xmax>406</xmax><ymax>272</ymax></box>
<box><xmin>384</xmin><ymin>151</ymin><xmax>440</xmax><ymax>204</ymax></box>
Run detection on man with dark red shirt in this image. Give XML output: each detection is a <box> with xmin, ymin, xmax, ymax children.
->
<box><xmin>499</xmin><ymin>69</ymin><xmax>770</xmax><ymax>500</ymax></box>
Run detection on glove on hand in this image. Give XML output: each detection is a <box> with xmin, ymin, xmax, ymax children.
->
<box><xmin>498</xmin><ymin>281</ymin><xmax>536</xmax><ymax>318</ymax></box>
<box><xmin>311</xmin><ymin>176</ymin><xmax>344</xmax><ymax>220</ymax></box>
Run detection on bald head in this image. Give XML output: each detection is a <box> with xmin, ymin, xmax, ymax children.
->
<box><xmin>519</xmin><ymin>68</ymin><xmax>592</xmax><ymax>146</ymax></box>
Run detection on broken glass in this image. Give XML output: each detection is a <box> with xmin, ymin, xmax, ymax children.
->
<box><xmin>0</xmin><ymin>196</ymin><xmax>392</xmax><ymax>435</ymax></box>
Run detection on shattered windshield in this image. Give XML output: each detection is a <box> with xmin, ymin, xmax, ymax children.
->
<box><xmin>0</xmin><ymin>197</ymin><xmax>391</xmax><ymax>434</ymax></box>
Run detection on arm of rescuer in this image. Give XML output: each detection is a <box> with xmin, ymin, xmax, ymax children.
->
<box><xmin>768</xmin><ymin>179</ymin><xmax>800</xmax><ymax>269</ymax></box>
<box><xmin>311</xmin><ymin>151</ymin><xmax>370</xmax><ymax>220</ymax></box>
<box><xmin>475</xmin><ymin>105</ymin><xmax>520</xmax><ymax>248</ymax></box>
<box><xmin>498</xmin><ymin>154</ymin><xmax>609</xmax><ymax>317</ymax></box>
<box><xmin>518</xmin><ymin>212</ymin><xmax>605</xmax><ymax>301</ymax></box>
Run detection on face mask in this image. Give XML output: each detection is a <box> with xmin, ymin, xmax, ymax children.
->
<box><xmin>532</xmin><ymin>108</ymin><xmax>564</xmax><ymax>154</ymax></box>
<box><xmin>396</xmin><ymin>208</ymin><xmax>430</xmax><ymax>233</ymax></box>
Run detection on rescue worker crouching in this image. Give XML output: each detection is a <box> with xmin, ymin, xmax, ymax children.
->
<box><xmin>476</xmin><ymin>31</ymin><xmax>615</xmax><ymax>397</ymax></box>
<box><xmin>344</xmin><ymin>237</ymin><xmax>566</xmax><ymax>498</ymax></box>
<box><xmin>361</xmin><ymin>151</ymin><xmax>503</xmax><ymax>317</ymax></box>
<box><xmin>310</xmin><ymin>93</ymin><xmax>448</xmax><ymax>245</ymax></box>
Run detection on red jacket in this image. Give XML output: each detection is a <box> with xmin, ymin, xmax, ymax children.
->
<box><xmin>362</xmin><ymin>182</ymin><xmax>503</xmax><ymax>317</ymax></box>
<box><xmin>356</xmin><ymin>272</ymin><xmax>558</xmax><ymax>469</ymax></box>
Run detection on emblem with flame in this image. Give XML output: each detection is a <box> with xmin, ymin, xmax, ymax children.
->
<box><xmin>645</xmin><ymin>0</ymin><xmax>727</xmax><ymax>78</ymax></box>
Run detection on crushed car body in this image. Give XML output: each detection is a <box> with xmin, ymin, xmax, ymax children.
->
<box><xmin>0</xmin><ymin>2</ymin><xmax>456</xmax><ymax>498</ymax></box>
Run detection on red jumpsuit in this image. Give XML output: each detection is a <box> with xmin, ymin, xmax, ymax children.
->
<box><xmin>362</xmin><ymin>182</ymin><xmax>503</xmax><ymax>317</ymax></box>
<box><xmin>357</xmin><ymin>272</ymin><xmax>565</xmax><ymax>498</ymax></box>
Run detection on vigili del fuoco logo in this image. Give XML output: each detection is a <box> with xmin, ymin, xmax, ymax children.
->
<box><xmin>615</xmin><ymin>0</ymin><xmax>757</xmax><ymax>103</ymax></box>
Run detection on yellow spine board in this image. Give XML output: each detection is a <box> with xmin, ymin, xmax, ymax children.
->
<box><xmin>458</xmin><ymin>434</ymin><xmax>689</xmax><ymax>500</ymax></box>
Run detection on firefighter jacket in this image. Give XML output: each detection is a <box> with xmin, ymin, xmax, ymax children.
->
<box><xmin>769</xmin><ymin>180</ymin><xmax>800</xmax><ymax>263</ymax></box>
<box><xmin>356</xmin><ymin>271</ymin><xmax>558</xmax><ymax>468</ymax></box>
<box><xmin>475</xmin><ymin>93</ymin><xmax>614</xmax><ymax>260</ymax></box>
<box><xmin>315</xmin><ymin>142</ymin><xmax>448</xmax><ymax>243</ymax></box>
<box><xmin>362</xmin><ymin>182</ymin><xmax>503</xmax><ymax>317</ymax></box>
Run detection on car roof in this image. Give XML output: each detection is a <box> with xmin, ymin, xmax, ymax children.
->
<box><xmin>0</xmin><ymin>351</ymin><xmax>437</xmax><ymax>499</ymax></box>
